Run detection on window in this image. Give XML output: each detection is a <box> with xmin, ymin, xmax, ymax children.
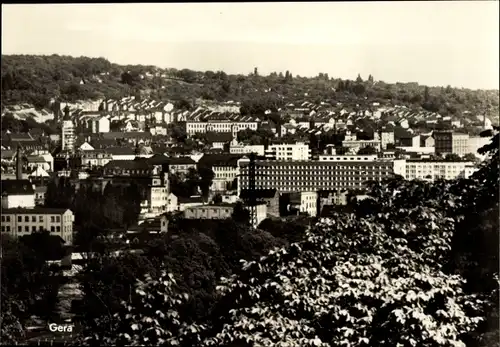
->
<box><xmin>18</xmin><ymin>226</ymin><xmax>22</xmax><ymax>232</ymax></box>
<box><xmin>50</xmin><ymin>226</ymin><xmax>55</xmax><ymax>232</ymax></box>
<box><xmin>24</xmin><ymin>226</ymin><xmax>29</xmax><ymax>232</ymax></box>
<box><xmin>18</xmin><ymin>216</ymin><xmax>22</xmax><ymax>222</ymax></box>
<box><xmin>39</xmin><ymin>216</ymin><xmax>43</xmax><ymax>222</ymax></box>
<box><xmin>32</xmin><ymin>216</ymin><xmax>36</xmax><ymax>222</ymax></box>
<box><xmin>39</xmin><ymin>226</ymin><xmax>43</xmax><ymax>231</ymax></box>
<box><xmin>24</xmin><ymin>216</ymin><xmax>29</xmax><ymax>222</ymax></box>
<box><xmin>50</xmin><ymin>216</ymin><xmax>55</xmax><ymax>223</ymax></box>
<box><xmin>56</xmin><ymin>226</ymin><xmax>61</xmax><ymax>232</ymax></box>
<box><xmin>0</xmin><ymin>216</ymin><xmax>4</xmax><ymax>222</ymax></box>
<box><xmin>1</xmin><ymin>226</ymin><xmax>4</xmax><ymax>232</ymax></box>
<box><xmin>6</xmin><ymin>226</ymin><xmax>10</xmax><ymax>232</ymax></box>
<box><xmin>6</xmin><ymin>216</ymin><xmax>10</xmax><ymax>222</ymax></box>
<box><xmin>32</xmin><ymin>226</ymin><xmax>36</xmax><ymax>232</ymax></box>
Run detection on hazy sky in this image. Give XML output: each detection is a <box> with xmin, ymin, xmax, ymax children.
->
<box><xmin>2</xmin><ymin>2</ymin><xmax>499</xmax><ymax>90</ymax></box>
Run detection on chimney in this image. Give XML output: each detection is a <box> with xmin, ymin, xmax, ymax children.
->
<box><xmin>16</xmin><ymin>146</ymin><xmax>23</xmax><ymax>180</ymax></box>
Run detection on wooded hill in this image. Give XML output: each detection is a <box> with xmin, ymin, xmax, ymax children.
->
<box><xmin>1</xmin><ymin>54</ymin><xmax>499</xmax><ymax>121</ymax></box>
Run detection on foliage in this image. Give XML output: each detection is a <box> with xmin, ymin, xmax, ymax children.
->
<box><xmin>3</xmin><ymin>54</ymin><xmax>498</xmax><ymax>121</ymax></box>
<box><xmin>0</xmin><ymin>236</ymin><xmax>63</xmax><ymax>344</ymax></box>
<box><xmin>203</xmin><ymin>210</ymin><xmax>484</xmax><ymax>346</ymax></box>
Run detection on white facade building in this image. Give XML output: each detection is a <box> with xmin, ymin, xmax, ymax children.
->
<box><xmin>61</xmin><ymin>119</ymin><xmax>75</xmax><ymax>152</ymax></box>
<box><xmin>266</xmin><ymin>143</ymin><xmax>311</xmax><ymax>161</ymax></box>
<box><xmin>403</xmin><ymin>160</ymin><xmax>476</xmax><ymax>181</ymax></box>
<box><xmin>229</xmin><ymin>144</ymin><xmax>265</xmax><ymax>156</ymax></box>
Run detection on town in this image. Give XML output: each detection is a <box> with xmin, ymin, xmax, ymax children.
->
<box><xmin>1</xmin><ymin>3</ymin><xmax>499</xmax><ymax>344</ymax></box>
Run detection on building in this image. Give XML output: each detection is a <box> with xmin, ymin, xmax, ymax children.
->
<box><xmin>287</xmin><ymin>191</ymin><xmax>318</xmax><ymax>217</ymax></box>
<box><xmin>1</xmin><ymin>180</ymin><xmax>36</xmax><ymax>209</ymax></box>
<box><xmin>198</xmin><ymin>154</ymin><xmax>242</xmax><ymax>192</ymax></box>
<box><xmin>342</xmin><ymin>139</ymin><xmax>381</xmax><ymax>154</ymax></box>
<box><xmin>467</xmin><ymin>136</ymin><xmax>491</xmax><ymax>158</ymax></box>
<box><xmin>433</xmin><ymin>131</ymin><xmax>469</xmax><ymax>156</ymax></box>
<box><xmin>239</xmin><ymin>188</ymin><xmax>280</xmax><ymax>217</ymax></box>
<box><xmin>91</xmin><ymin>116</ymin><xmax>110</xmax><ymax>133</ymax></box>
<box><xmin>265</xmin><ymin>143</ymin><xmax>311</xmax><ymax>161</ymax></box>
<box><xmin>379</xmin><ymin>131</ymin><xmax>395</xmax><ymax>150</ymax></box>
<box><xmin>184</xmin><ymin>203</ymin><xmax>234</xmax><ymax>220</ymax></box>
<box><xmin>61</xmin><ymin>107</ymin><xmax>75</xmax><ymax>152</ymax></box>
<box><xmin>1</xmin><ymin>207</ymin><xmax>75</xmax><ymax>244</ymax></box>
<box><xmin>229</xmin><ymin>144</ymin><xmax>265</xmax><ymax>156</ymax></box>
<box><xmin>238</xmin><ymin>158</ymin><xmax>405</xmax><ymax>193</ymax></box>
<box><xmin>403</xmin><ymin>159</ymin><xmax>476</xmax><ymax>181</ymax></box>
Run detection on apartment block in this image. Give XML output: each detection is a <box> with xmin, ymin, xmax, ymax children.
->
<box><xmin>403</xmin><ymin>159</ymin><xmax>477</xmax><ymax>181</ymax></box>
<box><xmin>1</xmin><ymin>207</ymin><xmax>75</xmax><ymax>244</ymax></box>
<box><xmin>238</xmin><ymin>158</ymin><xmax>404</xmax><ymax>193</ymax></box>
<box><xmin>265</xmin><ymin>143</ymin><xmax>311</xmax><ymax>161</ymax></box>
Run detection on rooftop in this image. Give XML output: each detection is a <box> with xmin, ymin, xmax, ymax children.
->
<box><xmin>2</xmin><ymin>207</ymin><xmax>71</xmax><ymax>215</ymax></box>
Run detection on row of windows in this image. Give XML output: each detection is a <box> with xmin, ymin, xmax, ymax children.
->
<box><xmin>245</xmin><ymin>165</ymin><xmax>390</xmax><ymax>170</ymax></box>
<box><xmin>1</xmin><ymin>225</ymin><xmax>65</xmax><ymax>233</ymax></box>
<box><xmin>1</xmin><ymin>215</ymin><xmax>62</xmax><ymax>223</ymax></box>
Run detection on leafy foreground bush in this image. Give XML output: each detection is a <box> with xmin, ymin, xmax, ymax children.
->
<box><xmin>72</xmin><ymin>131</ymin><xmax>498</xmax><ymax>347</ymax></box>
<box><xmin>76</xmin><ymin>210</ymin><xmax>487</xmax><ymax>347</ymax></box>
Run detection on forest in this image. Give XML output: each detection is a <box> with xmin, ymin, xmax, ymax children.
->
<box><xmin>1</xmin><ymin>128</ymin><xmax>499</xmax><ymax>346</ymax></box>
<box><xmin>1</xmin><ymin>54</ymin><xmax>499</xmax><ymax>121</ymax></box>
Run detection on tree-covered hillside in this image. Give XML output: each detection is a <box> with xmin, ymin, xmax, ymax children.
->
<box><xmin>1</xmin><ymin>54</ymin><xmax>499</xmax><ymax>121</ymax></box>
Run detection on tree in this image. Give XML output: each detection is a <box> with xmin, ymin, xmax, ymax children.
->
<box><xmin>231</xmin><ymin>202</ymin><xmax>250</xmax><ymax>225</ymax></box>
<box><xmin>368</xmin><ymin>74</ymin><xmax>374</xmax><ymax>83</ymax></box>
<box><xmin>357</xmin><ymin>146</ymin><xmax>377</xmax><ymax>155</ymax></box>
<box><xmin>444</xmin><ymin>153</ymin><xmax>462</xmax><ymax>161</ymax></box>
<box><xmin>424</xmin><ymin>86</ymin><xmax>431</xmax><ymax>102</ymax></box>
<box><xmin>254</xmin><ymin>67</ymin><xmax>259</xmax><ymax>76</ymax></box>
<box><xmin>463</xmin><ymin>153</ymin><xmax>478</xmax><ymax>162</ymax></box>
<box><xmin>356</xmin><ymin>73</ymin><xmax>363</xmax><ymax>83</ymax></box>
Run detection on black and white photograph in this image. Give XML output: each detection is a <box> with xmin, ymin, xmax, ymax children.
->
<box><xmin>1</xmin><ymin>2</ymin><xmax>499</xmax><ymax>346</ymax></box>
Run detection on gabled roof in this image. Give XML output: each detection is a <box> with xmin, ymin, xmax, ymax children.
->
<box><xmin>1</xmin><ymin>180</ymin><xmax>35</xmax><ymax>195</ymax></box>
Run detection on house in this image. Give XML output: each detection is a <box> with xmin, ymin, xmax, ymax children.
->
<box><xmin>239</xmin><ymin>188</ymin><xmax>280</xmax><ymax>217</ymax></box>
<box><xmin>26</xmin><ymin>156</ymin><xmax>51</xmax><ymax>172</ymax></box>
<box><xmin>1</xmin><ymin>180</ymin><xmax>36</xmax><ymax>209</ymax></box>
<box><xmin>104</xmin><ymin>147</ymin><xmax>136</xmax><ymax>161</ymax></box>
<box><xmin>79</xmin><ymin>142</ymin><xmax>95</xmax><ymax>151</ymax></box>
<box><xmin>420</xmin><ymin>135</ymin><xmax>435</xmax><ymax>148</ymax></box>
<box><xmin>146</xmin><ymin>155</ymin><xmax>197</xmax><ymax>175</ymax></box>
<box><xmin>177</xmin><ymin>196</ymin><xmax>205</xmax><ymax>211</ymax></box>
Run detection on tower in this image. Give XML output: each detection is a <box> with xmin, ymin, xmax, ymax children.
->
<box><xmin>61</xmin><ymin>105</ymin><xmax>75</xmax><ymax>152</ymax></box>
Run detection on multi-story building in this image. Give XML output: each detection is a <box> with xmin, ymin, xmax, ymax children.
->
<box><xmin>287</xmin><ymin>191</ymin><xmax>318</xmax><ymax>217</ymax></box>
<box><xmin>403</xmin><ymin>159</ymin><xmax>476</xmax><ymax>181</ymax></box>
<box><xmin>230</xmin><ymin>144</ymin><xmax>265</xmax><ymax>156</ymax></box>
<box><xmin>467</xmin><ymin>136</ymin><xmax>492</xmax><ymax>158</ymax></box>
<box><xmin>378</xmin><ymin>131</ymin><xmax>395</xmax><ymax>150</ymax></box>
<box><xmin>342</xmin><ymin>139</ymin><xmax>381</xmax><ymax>153</ymax></box>
<box><xmin>433</xmin><ymin>131</ymin><xmax>469</xmax><ymax>156</ymax></box>
<box><xmin>1</xmin><ymin>180</ymin><xmax>36</xmax><ymax>209</ymax></box>
<box><xmin>318</xmin><ymin>154</ymin><xmax>378</xmax><ymax>162</ymax></box>
<box><xmin>61</xmin><ymin>108</ymin><xmax>75</xmax><ymax>152</ymax></box>
<box><xmin>198</xmin><ymin>154</ymin><xmax>242</xmax><ymax>192</ymax></box>
<box><xmin>238</xmin><ymin>158</ymin><xmax>405</xmax><ymax>193</ymax></box>
<box><xmin>265</xmin><ymin>143</ymin><xmax>311</xmax><ymax>161</ymax></box>
<box><xmin>100</xmin><ymin>160</ymin><xmax>171</xmax><ymax>220</ymax></box>
<box><xmin>1</xmin><ymin>207</ymin><xmax>75</xmax><ymax>244</ymax></box>
<box><xmin>240</xmin><ymin>188</ymin><xmax>280</xmax><ymax>217</ymax></box>
<box><xmin>186</xmin><ymin>120</ymin><xmax>258</xmax><ymax>136</ymax></box>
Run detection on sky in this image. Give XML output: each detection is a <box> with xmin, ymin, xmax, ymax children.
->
<box><xmin>2</xmin><ymin>2</ymin><xmax>499</xmax><ymax>90</ymax></box>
